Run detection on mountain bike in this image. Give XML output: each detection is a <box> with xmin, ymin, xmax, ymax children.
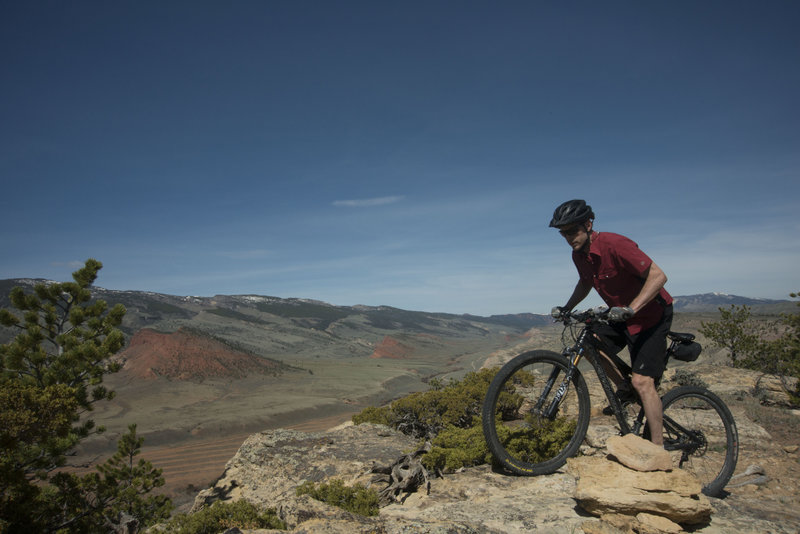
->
<box><xmin>481</xmin><ymin>306</ymin><xmax>739</xmax><ymax>497</ymax></box>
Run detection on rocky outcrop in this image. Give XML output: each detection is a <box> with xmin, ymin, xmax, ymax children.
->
<box><xmin>663</xmin><ymin>364</ymin><xmax>798</xmax><ymax>407</ymax></box>
<box><xmin>191</xmin><ymin>424</ymin><xmax>420</xmax><ymax>513</ymax></box>
<box><xmin>606</xmin><ymin>433</ymin><xmax>673</xmax><ymax>472</ymax></box>
<box><xmin>191</xmin><ymin>423</ymin><xmax>584</xmax><ymax>533</ymax></box>
<box><xmin>569</xmin><ymin>456</ymin><xmax>711</xmax><ymax>525</ymax></box>
<box><xmin>183</xmin><ymin>423</ymin><xmax>799</xmax><ymax>533</ymax></box>
<box><xmin>573</xmin><ymin>434</ymin><xmax>712</xmax><ymax>529</ymax></box>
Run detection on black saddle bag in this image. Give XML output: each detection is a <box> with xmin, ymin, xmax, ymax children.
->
<box><xmin>671</xmin><ymin>340</ymin><xmax>702</xmax><ymax>362</ymax></box>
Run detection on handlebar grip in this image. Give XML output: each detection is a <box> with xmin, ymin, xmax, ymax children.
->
<box><xmin>608</xmin><ymin>306</ymin><xmax>634</xmax><ymax>322</ymax></box>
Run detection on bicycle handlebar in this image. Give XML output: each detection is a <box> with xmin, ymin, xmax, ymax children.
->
<box><xmin>551</xmin><ymin>305</ymin><xmax>633</xmax><ymax>325</ymax></box>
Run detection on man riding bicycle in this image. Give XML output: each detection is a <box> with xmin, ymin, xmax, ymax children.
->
<box><xmin>550</xmin><ymin>199</ymin><xmax>673</xmax><ymax>446</ymax></box>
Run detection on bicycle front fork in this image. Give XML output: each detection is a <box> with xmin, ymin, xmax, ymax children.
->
<box><xmin>539</xmin><ymin>351</ymin><xmax>581</xmax><ymax>419</ymax></box>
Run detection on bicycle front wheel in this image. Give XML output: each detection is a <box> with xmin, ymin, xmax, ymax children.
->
<box><xmin>482</xmin><ymin>350</ymin><xmax>591</xmax><ymax>476</ymax></box>
<box><xmin>659</xmin><ymin>386</ymin><xmax>739</xmax><ymax>497</ymax></box>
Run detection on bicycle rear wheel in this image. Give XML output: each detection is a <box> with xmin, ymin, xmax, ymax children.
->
<box><xmin>482</xmin><ymin>350</ymin><xmax>590</xmax><ymax>476</ymax></box>
<box><xmin>659</xmin><ymin>386</ymin><xmax>739</xmax><ymax>497</ymax></box>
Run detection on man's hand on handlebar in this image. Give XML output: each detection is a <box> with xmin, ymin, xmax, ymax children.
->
<box><xmin>608</xmin><ymin>306</ymin><xmax>634</xmax><ymax>322</ymax></box>
<box><xmin>553</xmin><ymin>305</ymin><xmax>633</xmax><ymax>324</ymax></box>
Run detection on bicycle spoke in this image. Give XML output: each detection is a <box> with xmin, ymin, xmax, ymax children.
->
<box><xmin>482</xmin><ymin>351</ymin><xmax>590</xmax><ymax>475</ymax></box>
<box><xmin>482</xmin><ymin>309</ymin><xmax>738</xmax><ymax>491</ymax></box>
<box><xmin>660</xmin><ymin>388</ymin><xmax>738</xmax><ymax>496</ymax></box>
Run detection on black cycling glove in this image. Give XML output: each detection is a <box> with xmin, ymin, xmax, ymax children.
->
<box><xmin>608</xmin><ymin>306</ymin><xmax>634</xmax><ymax>322</ymax></box>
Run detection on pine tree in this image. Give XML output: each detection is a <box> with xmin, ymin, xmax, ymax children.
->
<box><xmin>760</xmin><ymin>292</ymin><xmax>800</xmax><ymax>403</ymax></box>
<box><xmin>698</xmin><ymin>304</ymin><xmax>765</xmax><ymax>364</ymax></box>
<box><xmin>700</xmin><ymin>297</ymin><xmax>800</xmax><ymax>405</ymax></box>
<box><xmin>0</xmin><ymin>259</ymin><xmax>173</xmax><ymax>532</ymax></box>
<box><xmin>46</xmin><ymin>424</ymin><xmax>173</xmax><ymax>532</ymax></box>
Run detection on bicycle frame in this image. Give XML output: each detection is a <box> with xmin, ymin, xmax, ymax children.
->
<box><xmin>552</xmin><ymin>318</ymin><xmax>710</xmax><ymax>456</ymax></box>
<box><xmin>555</xmin><ymin>322</ymin><xmax>646</xmax><ymax>435</ymax></box>
<box><xmin>483</xmin><ymin>307</ymin><xmax>738</xmax><ymax>495</ymax></box>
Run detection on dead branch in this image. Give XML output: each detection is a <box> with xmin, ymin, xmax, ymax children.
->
<box><xmin>370</xmin><ymin>441</ymin><xmax>432</xmax><ymax>506</ymax></box>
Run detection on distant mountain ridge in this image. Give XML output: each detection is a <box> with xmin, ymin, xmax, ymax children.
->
<box><xmin>0</xmin><ymin>278</ymin><xmax>788</xmax><ymax>323</ymax></box>
<box><xmin>670</xmin><ymin>292</ymin><xmax>789</xmax><ymax>312</ymax></box>
<box><xmin>0</xmin><ymin>278</ymin><xmax>554</xmax><ymax>330</ymax></box>
<box><xmin>0</xmin><ymin>279</ymin><xmax>553</xmax><ymax>371</ymax></box>
<box><xmin>2</xmin><ymin>279</ymin><xmax>788</xmax><ymax>388</ymax></box>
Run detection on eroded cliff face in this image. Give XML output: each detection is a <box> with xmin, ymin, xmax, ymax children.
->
<box><xmin>185</xmin><ymin>416</ymin><xmax>800</xmax><ymax>534</ymax></box>
<box><xmin>119</xmin><ymin>327</ymin><xmax>284</xmax><ymax>381</ymax></box>
<box><xmin>370</xmin><ymin>336</ymin><xmax>415</xmax><ymax>360</ymax></box>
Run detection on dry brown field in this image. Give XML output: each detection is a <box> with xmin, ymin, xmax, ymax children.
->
<box><xmin>145</xmin><ymin>410</ymin><xmax>358</xmax><ymax>510</ymax></box>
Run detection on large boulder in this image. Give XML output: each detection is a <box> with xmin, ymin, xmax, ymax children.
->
<box><xmin>606</xmin><ymin>434</ymin><xmax>673</xmax><ymax>472</ymax></box>
<box><xmin>569</xmin><ymin>456</ymin><xmax>712</xmax><ymax>525</ymax></box>
<box><xmin>191</xmin><ymin>423</ymin><xmax>419</xmax><ymax>512</ymax></box>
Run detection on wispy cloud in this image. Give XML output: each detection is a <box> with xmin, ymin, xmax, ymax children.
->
<box><xmin>332</xmin><ymin>195</ymin><xmax>405</xmax><ymax>208</ymax></box>
<box><xmin>217</xmin><ymin>249</ymin><xmax>272</xmax><ymax>260</ymax></box>
<box><xmin>51</xmin><ymin>261</ymin><xmax>86</xmax><ymax>269</ymax></box>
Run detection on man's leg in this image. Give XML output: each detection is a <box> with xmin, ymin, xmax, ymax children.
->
<box><xmin>628</xmin><ymin>305</ymin><xmax>673</xmax><ymax>447</ymax></box>
<box><xmin>631</xmin><ymin>373</ymin><xmax>662</xmax><ymax>446</ymax></box>
<box><xmin>594</xmin><ymin>348</ymin><xmax>628</xmax><ymax>389</ymax></box>
<box><xmin>591</xmin><ymin>326</ymin><xmax>628</xmax><ymax>390</ymax></box>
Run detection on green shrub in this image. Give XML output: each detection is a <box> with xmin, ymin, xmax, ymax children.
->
<box><xmin>296</xmin><ymin>479</ymin><xmax>380</xmax><ymax>517</ymax></box>
<box><xmin>758</xmin><ymin>292</ymin><xmax>800</xmax><ymax>405</ymax></box>
<box><xmin>162</xmin><ymin>499</ymin><xmax>285</xmax><ymax>533</ymax></box>
<box><xmin>353</xmin><ymin>368</ymin><xmax>575</xmax><ymax>473</ymax></box>
<box><xmin>352</xmin><ymin>368</ymin><xmax>497</xmax><ymax>439</ymax></box>
<box><xmin>672</xmin><ymin>368</ymin><xmax>709</xmax><ymax>389</ymax></box>
<box><xmin>422</xmin><ymin>424</ymin><xmax>492</xmax><ymax>473</ymax></box>
<box><xmin>701</xmin><ymin>293</ymin><xmax>800</xmax><ymax>406</ymax></box>
<box><xmin>496</xmin><ymin>415</ymin><xmax>578</xmax><ymax>464</ymax></box>
<box><xmin>353</xmin><ymin>367</ymin><xmax>576</xmax><ymax>475</ymax></box>
<box><xmin>351</xmin><ymin>405</ymin><xmax>392</xmax><ymax>426</ymax></box>
<box><xmin>422</xmin><ymin>415</ymin><xmax>577</xmax><ymax>474</ymax></box>
<box><xmin>426</xmin><ymin>377</ymin><xmax>445</xmax><ymax>390</ymax></box>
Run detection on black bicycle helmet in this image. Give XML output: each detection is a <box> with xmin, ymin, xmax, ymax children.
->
<box><xmin>548</xmin><ymin>199</ymin><xmax>594</xmax><ymax>227</ymax></box>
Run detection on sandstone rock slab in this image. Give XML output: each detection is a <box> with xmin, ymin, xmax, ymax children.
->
<box><xmin>568</xmin><ymin>456</ymin><xmax>712</xmax><ymax>525</ymax></box>
<box><xmin>178</xmin><ymin>421</ymin><xmax>799</xmax><ymax>533</ymax></box>
<box><xmin>606</xmin><ymin>434</ymin><xmax>673</xmax><ymax>472</ymax></box>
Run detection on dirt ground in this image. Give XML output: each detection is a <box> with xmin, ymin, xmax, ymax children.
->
<box><xmin>717</xmin><ymin>400</ymin><xmax>800</xmax><ymax>525</ymax></box>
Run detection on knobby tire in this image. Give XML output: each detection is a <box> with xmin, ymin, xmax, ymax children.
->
<box><xmin>482</xmin><ymin>350</ymin><xmax>591</xmax><ymax>476</ymax></box>
<box><xmin>656</xmin><ymin>385</ymin><xmax>739</xmax><ymax>497</ymax></box>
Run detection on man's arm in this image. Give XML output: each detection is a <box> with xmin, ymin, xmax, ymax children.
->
<box><xmin>629</xmin><ymin>262</ymin><xmax>667</xmax><ymax>314</ymax></box>
<box><xmin>564</xmin><ymin>278</ymin><xmax>592</xmax><ymax>311</ymax></box>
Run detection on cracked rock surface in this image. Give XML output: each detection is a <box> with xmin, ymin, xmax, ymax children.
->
<box><xmin>184</xmin><ymin>419</ymin><xmax>800</xmax><ymax>534</ymax></box>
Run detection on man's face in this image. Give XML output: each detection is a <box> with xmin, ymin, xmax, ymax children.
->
<box><xmin>558</xmin><ymin>222</ymin><xmax>591</xmax><ymax>252</ymax></box>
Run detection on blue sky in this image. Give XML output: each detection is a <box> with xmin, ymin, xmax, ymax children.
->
<box><xmin>1</xmin><ymin>1</ymin><xmax>798</xmax><ymax>315</ymax></box>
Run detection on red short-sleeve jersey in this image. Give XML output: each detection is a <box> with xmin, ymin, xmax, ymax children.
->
<box><xmin>572</xmin><ymin>232</ymin><xmax>673</xmax><ymax>334</ymax></box>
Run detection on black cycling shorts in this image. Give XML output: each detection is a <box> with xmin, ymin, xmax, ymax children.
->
<box><xmin>593</xmin><ymin>305</ymin><xmax>673</xmax><ymax>379</ymax></box>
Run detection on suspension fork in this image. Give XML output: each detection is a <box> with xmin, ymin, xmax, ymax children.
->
<box><xmin>538</xmin><ymin>335</ymin><xmax>586</xmax><ymax>419</ymax></box>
